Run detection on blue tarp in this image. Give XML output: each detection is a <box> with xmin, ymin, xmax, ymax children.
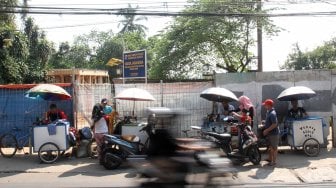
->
<box><xmin>0</xmin><ymin>85</ymin><xmax>73</xmax><ymax>146</ymax></box>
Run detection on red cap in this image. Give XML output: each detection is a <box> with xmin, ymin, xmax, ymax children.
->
<box><xmin>262</xmin><ymin>99</ymin><xmax>274</xmax><ymax>106</ymax></box>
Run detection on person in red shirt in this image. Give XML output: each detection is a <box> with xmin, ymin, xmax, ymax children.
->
<box><xmin>45</xmin><ymin>103</ymin><xmax>67</xmax><ymax>123</ymax></box>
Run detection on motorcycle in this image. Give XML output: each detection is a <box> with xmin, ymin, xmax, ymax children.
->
<box><xmin>201</xmin><ymin>121</ymin><xmax>261</xmax><ymax>165</ymax></box>
<box><xmin>101</xmin><ymin>114</ymin><xmax>160</xmax><ymax>170</ymax></box>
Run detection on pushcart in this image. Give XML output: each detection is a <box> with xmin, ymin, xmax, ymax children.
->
<box><xmin>286</xmin><ymin>116</ymin><xmax>324</xmax><ymax>157</ymax></box>
<box><xmin>33</xmin><ymin>120</ymin><xmax>70</xmax><ymax>163</ymax></box>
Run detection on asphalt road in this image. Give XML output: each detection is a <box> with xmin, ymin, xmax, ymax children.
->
<box><xmin>1</xmin><ymin>142</ymin><xmax>336</xmax><ymax>187</ymax></box>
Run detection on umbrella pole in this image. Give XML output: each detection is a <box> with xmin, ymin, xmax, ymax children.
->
<box><xmin>132</xmin><ymin>100</ymin><xmax>135</xmax><ymax>117</ymax></box>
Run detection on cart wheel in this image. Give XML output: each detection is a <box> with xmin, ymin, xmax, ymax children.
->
<box><xmin>38</xmin><ymin>142</ymin><xmax>60</xmax><ymax>164</ymax></box>
<box><xmin>0</xmin><ymin>134</ymin><xmax>18</xmax><ymax>158</ymax></box>
<box><xmin>303</xmin><ymin>138</ymin><xmax>320</xmax><ymax>157</ymax></box>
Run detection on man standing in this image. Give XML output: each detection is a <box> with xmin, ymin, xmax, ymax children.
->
<box><xmin>91</xmin><ymin>98</ymin><xmax>109</xmax><ymax>164</ymax></box>
<box><xmin>262</xmin><ymin>99</ymin><xmax>279</xmax><ymax>166</ymax></box>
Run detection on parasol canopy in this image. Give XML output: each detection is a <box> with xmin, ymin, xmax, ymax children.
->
<box><xmin>106</xmin><ymin>58</ymin><xmax>123</xmax><ymax>67</ymax></box>
<box><xmin>277</xmin><ymin>86</ymin><xmax>316</xmax><ymax>101</ymax></box>
<box><xmin>200</xmin><ymin>87</ymin><xmax>238</xmax><ymax>102</ymax></box>
<box><xmin>114</xmin><ymin>88</ymin><xmax>155</xmax><ymax>101</ymax></box>
<box><xmin>114</xmin><ymin>88</ymin><xmax>155</xmax><ymax>116</ymax></box>
<box><xmin>25</xmin><ymin>84</ymin><xmax>71</xmax><ymax>101</ymax></box>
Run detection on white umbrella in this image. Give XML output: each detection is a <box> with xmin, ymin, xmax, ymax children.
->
<box><xmin>114</xmin><ymin>88</ymin><xmax>155</xmax><ymax>101</ymax></box>
<box><xmin>277</xmin><ymin>86</ymin><xmax>316</xmax><ymax>101</ymax></box>
<box><xmin>114</xmin><ymin>88</ymin><xmax>155</xmax><ymax>116</ymax></box>
<box><xmin>200</xmin><ymin>87</ymin><xmax>238</xmax><ymax>102</ymax></box>
<box><xmin>25</xmin><ymin>84</ymin><xmax>71</xmax><ymax>101</ymax></box>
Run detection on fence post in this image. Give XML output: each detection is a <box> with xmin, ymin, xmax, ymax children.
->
<box><xmin>331</xmin><ymin>116</ymin><xmax>335</xmax><ymax>148</ymax></box>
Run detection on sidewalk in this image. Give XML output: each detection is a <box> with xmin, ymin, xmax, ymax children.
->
<box><xmin>204</xmin><ymin>141</ymin><xmax>336</xmax><ymax>186</ymax></box>
<box><xmin>0</xmin><ymin>143</ymin><xmax>336</xmax><ymax>186</ymax></box>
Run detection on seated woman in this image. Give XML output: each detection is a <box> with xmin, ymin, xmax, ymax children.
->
<box><xmin>287</xmin><ymin>100</ymin><xmax>308</xmax><ymax>119</ymax></box>
<box><xmin>232</xmin><ymin>95</ymin><xmax>255</xmax><ymax>128</ymax></box>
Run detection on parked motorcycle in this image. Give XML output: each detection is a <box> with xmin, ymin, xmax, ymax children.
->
<box><xmin>201</xmin><ymin>121</ymin><xmax>261</xmax><ymax>165</ymax></box>
<box><xmin>101</xmin><ymin>114</ymin><xmax>157</xmax><ymax>170</ymax></box>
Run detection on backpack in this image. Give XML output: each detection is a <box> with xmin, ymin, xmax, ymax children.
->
<box><xmin>80</xmin><ymin>127</ymin><xmax>93</xmax><ymax>140</ymax></box>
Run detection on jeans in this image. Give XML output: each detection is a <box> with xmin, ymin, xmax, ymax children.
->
<box><xmin>94</xmin><ymin>132</ymin><xmax>107</xmax><ymax>162</ymax></box>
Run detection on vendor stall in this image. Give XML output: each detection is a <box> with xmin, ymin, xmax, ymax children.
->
<box><xmin>286</xmin><ymin>116</ymin><xmax>324</xmax><ymax>156</ymax></box>
<box><xmin>24</xmin><ymin>83</ymin><xmax>72</xmax><ymax>163</ymax></box>
<box><xmin>33</xmin><ymin>120</ymin><xmax>70</xmax><ymax>163</ymax></box>
<box><xmin>277</xmin><ymin>86</ymin><xmax>322</xmax><ymax>157</ymax></box>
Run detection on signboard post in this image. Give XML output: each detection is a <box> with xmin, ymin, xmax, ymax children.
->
<box><xmin>123</xmin><ymin>50</ymin><xmax>147</xmax><ymax>83</ymax></box>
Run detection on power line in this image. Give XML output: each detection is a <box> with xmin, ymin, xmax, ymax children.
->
<box><xmin>2</xmin><ymin>8</ymin><xmax>336</xmax><ymax>17</ymax></box>
<box><xmin>40</xmin><ymin>21</ymin><xmax>120</xmax><ymax>30</ymax></box>
<box><xmin>22</xmin><ymin>0</ymin><xmax>336</xmax><ymax>7</ymax></box>
<box><xmin>3</xmin><ymin>0</ymin><xmax>336</xmax><ymax>16</ymax></box>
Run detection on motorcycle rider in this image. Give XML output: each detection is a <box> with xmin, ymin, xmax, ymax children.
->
<box><xmin>232</xmin><ymin>95</ymin><xmax>255</xmax><ymax>128</ymax></box>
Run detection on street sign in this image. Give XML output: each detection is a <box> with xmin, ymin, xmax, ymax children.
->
<box><xmin>123</xmin><ymin>50</ymin><xmax>146</xmax><ymax>79</ymax></box>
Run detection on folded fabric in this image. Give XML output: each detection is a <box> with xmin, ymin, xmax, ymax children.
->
<box><xmin>48</xmin><ymin>124</ymin><xmax>57</xmax><ymax>135</ymax></box>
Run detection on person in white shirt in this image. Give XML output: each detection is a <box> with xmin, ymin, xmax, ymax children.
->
<box><xmin>91</xmin><ymin>98</ymin><xmax>109</xmax><ymax>164</ymax></box>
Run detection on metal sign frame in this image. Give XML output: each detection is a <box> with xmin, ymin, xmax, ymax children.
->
<box><xmin>123</xmin><ymin>50</ymin><xmax>147</xmax><ymax>83</ymax></box>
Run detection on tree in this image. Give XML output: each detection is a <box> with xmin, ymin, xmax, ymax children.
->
<box><xmin>118</xmin><ymin>4</ymin><xmax>148</xmax><ymax>36</ymax></box>
<box><xmin>23</xmin><ymin>18</ymin><xmax>53</xmax><ymax>83</ymax></box>
<box><xmin>281</xmin><ymin>39</ymin><xmax>336</xmax><ymax>70</ymax></box>
<box><xmin>0</xmin><ymin>0</ymin><xmax>29</xmax><ymax>84</ymax></box>
<box><xmin>49</xmin><ymin>31</ymin><xmax>150</xmax><ymax>71</ymax></box>
<box><xmin>49</xmin><ymin>30</ymin><xmax>116</xmax><ymax>69</ymax></box>
<box><xmin>0</xmin><ymin>31</ymin><xmax>29</xmax><ymax>84</ymax></box>
<box><xmin>95</xmin><ymin>32</ymin><xmax>149</xmax><ymax>69</ymax></box>
<box><xmin>149</xmin><ymin>0</ymin><xmax>279</xmax><ymax>80</ymax></box>
<box><xmin>0</xmin><ymin>0</ymin><xmax>17</xmax><ymax>29</ymax></box>
<box><xmin>48</xmin><ymin>41</ymin><xmax>92</xmax><ymax>69</ymax></box>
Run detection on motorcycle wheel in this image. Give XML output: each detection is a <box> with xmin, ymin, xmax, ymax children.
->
<box><xmin>193</xmin><ymin>150</ymin><xmax>207</xmax><ymax>166</ymax></box>
<box><xmin>221</xmin><ymin>144</ymin><xmax>232</xmax><ymax>156</ymax></box>
<box><xmin>248</xmin><ymin>145</ymin><xmax>261</xmax><ymax>165</ymax></box>
<box><xmin>103</xmin><ymin>148</ymin><xmax>122</xmax><ymax>170</ymax></box>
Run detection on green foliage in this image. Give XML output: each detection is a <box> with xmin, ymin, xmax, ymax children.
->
<box><xmin>0</xmin><ymin>30</ymin><xmax>29</xmax><ymax>84</ymax></box>
<box><xmin>150</xmin><ymin>0</ymin><xmax>279</xmax><ymax>80</ymax></box>
<box><xmin>281</xmin><ymin>39</ymin><xmax>336</xmax><ymax>70</ymax></box>
<box><xmin>48</xmin><ymin>42</ymin><xmax>91</xmax><ymax>69</ymax></box>
<box><xmin>49</xmin><ymin>30</ymin><xmax>113</xmax><ymax>69</ymax></box>
<box><xmin>0</xmin><ymin>0</ymin><xmax>17</xmax><ymax>29</ymax></box>
<box><xmin>0</xmin><ymin>14</ymin><xmax>54</xmax><ymax>84</ymax></box>
<box><xmin>49</xmin><ymin>31</ymin><xmax>150</xmax><ymax>71</ymax></box>
<box><xmin>95</xmin><ymin>40</ymin><xmax>123</xmax><ymax>69</ymax></box>
<box><xmin>23</xmin><ymin>18</ymin><xmax>53</xmax><ymax>83</ymax></box>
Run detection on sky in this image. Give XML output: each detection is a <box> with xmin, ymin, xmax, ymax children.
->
<box><xmin>24</xmin><ymin>0</ymin><xmax>336</xmax><ymax>72</ymax></box>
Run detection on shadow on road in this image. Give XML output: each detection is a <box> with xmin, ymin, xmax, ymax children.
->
<box><xmin>0</xmin><ymin>152</ymin><xmax>134</xmax><ymax>178</ymax></box>
<box><xmin>235</xmin><ymin>145</ymin><xmax>336</xmax><ymax>182</ymax></box>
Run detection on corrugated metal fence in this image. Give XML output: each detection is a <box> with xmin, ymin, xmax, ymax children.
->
<box><xmin>74</xmin><ymin>83</ymin><xmax>112</xmax><ymax>128</ymax></box>
<box><xmin>0</xmin><ymin>81</ymin><xmax>214</xmax><ymax>142</ymax></box>
<box><xmin>114</xmin><ymin>82</ymin><xmax>214</xmax><ymax>136</ymax></box>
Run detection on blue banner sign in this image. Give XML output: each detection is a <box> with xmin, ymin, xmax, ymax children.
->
<box><xmin>123</xmin><ymin>50</ymin><xmax>146</xmax><ymax>78</ymax></box>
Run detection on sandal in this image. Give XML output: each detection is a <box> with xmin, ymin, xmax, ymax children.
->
<box><xmin>267</xmin><ymin>162</ymin><xmax>276</xmax><ymax>166</ymax></box>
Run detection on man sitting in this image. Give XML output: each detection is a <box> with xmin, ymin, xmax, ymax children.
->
<box><xmin>45</xmin><ymin>103</ymin><xmax>67</xmax><ymax>123</ymax></box>
<box><xmin>287</xmin><ymin>100</ymin><xmax>308</xmax><ymax>119</ymax></box>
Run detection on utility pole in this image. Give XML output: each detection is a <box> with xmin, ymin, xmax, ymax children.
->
<box><xmin>257</xmin><ymin>0</ymin><xmax>263</xmax><ymax>72</ymax></box>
